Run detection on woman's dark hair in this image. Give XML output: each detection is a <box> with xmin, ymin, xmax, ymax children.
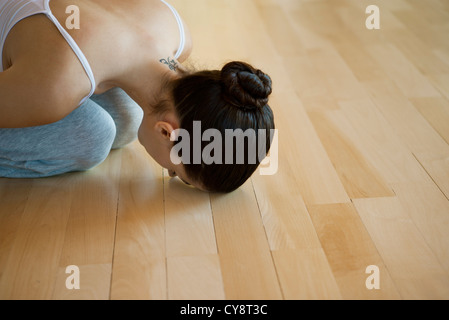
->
<box><xmin>169</xmin><ymin>61</ymin><xmax>274</xmax><ymax>193</ymax></box>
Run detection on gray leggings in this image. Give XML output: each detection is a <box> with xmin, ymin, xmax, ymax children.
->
<box><xmin>0</xmin><ymin>88</ymin><xmax>143</xmax><ymax>178</ymax></box>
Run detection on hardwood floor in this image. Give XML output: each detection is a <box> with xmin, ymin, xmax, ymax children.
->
<box><xmin>1</xmin><ymin>0</ymin><xmax>449</xmax><ymax>300</ymax></box>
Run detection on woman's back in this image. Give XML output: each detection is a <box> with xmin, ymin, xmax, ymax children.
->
<box><xmin>0</xmin><ymin>0</ymin><xmax>187</xmax><ymax>128</ymax></box>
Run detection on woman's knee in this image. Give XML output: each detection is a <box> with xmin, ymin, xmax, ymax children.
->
<box><xmin>111</xmin><ymin>104</ymin><xmax>143</xmax><ymax>149</ymax></box>
<box><xmin>69</xmin><ymin>103</ymin><xmax>117</xmax><ymax>170</ymax></box>
<box><xmin>90</xmin><ymin>88</ymin><xmax>143</xmax><ymax>149</ymax></box>
<box><xmin>0</xmin><ymin>101</ymin><xmax>116</xmax><ymax>178</ymax></box>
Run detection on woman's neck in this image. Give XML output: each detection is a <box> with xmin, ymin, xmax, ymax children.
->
<box><xmin>117</xmin><ymin>58</ymin><xmax>182</xmax><ymax>113</ymax></box>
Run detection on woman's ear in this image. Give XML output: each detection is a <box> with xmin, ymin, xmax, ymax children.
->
<box><xmin>155</xmin><ymin>121</ymin><xmax>176</xmax><ymax>141</ymax></box>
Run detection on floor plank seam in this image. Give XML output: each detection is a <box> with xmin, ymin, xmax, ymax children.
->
<box><xmin>410</xmin><ymin>152</ymin><xmax>449</xmax><ymax>202</ymax></box>
<box><xmin>250</xmin><ymin>178</ymin><xmax>286</xmax><ymax>300</ymax></box>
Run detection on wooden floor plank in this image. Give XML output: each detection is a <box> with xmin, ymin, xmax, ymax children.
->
<box><xmin>392</xmin><ymin>9</ymin><xmax>449</xmax><ymax>53</ymax></box>
<box><xmin>0</xmin><ymin>176</ymin><xmax>75</xmax><ymax>299</ymax></box>
<box><xmin>336</xmin><ymin>99</ymin><xmax>433</xmax><ymax>184</ymax></box>
<box><xmin>255</xmin><ymin>3</ymin><xmax>305</xmax><ymax>57</ymax></box>
<box><xmin>210</xmin><ymin>182</ymin><xmax>282</xmax><ymax>300</ymax></box>
<box><xmin>251</xmin><ymin>126</ymin><xmax>345</xmax><ymax>299</ymax></box>
<box><xmin>272</xmin><ymin>249</ymin><xmax>342</xmax><ymax>300</ymax></box>
<box><xmin>51</xmin><ymin>150</ymin><xmax>122</xmax><ymax>299</ymax></box>
<box><xmin>164</xmin><ymin>177</ymin><xmax>216</xmax><ymax>257</ymax></box>
<box><xmin>251</xmin><ymin>165</ymin><xmax>322</xmax><ymax>251</ymax></box>
<box><xmin>391</xmin><ymin>181</ymin><xmax>449</xmax><ymax>271</ymax></box>
<box><xmin>307</xmin><ymin>203</ymin><xmax>401</xmax><ymax>299</ymax></box>
<box><xmin>410</xmin><ymin>97</ymin><xmax>449</xmax><ymax>145</ymax></box>
<box><xmin>306</xmin><ymin>46</ymin><xmax>369</xmax><ymax>101</ymax></box>
<box><xmin>269</xmin><ymin>93</ymin><xmax>350</xmax><ymax>205</ymax></box>
<box><xmin>163</xmin><ymin>167</ymin><xmax>223</xmax><ymax>300</ymax></box>
<box><xmin>167</xmin><ymin>255</ymin><xmax>225</xmax><ymax>300</ymax></box>
<box><xmin>361</xmin><ymin>80</ymin><xmax>449</xmax><ymax>197</ymax></box>
<box><xmin>432</xmin><ymin>49</ymin><xmax>449</xmax><ymax>69</ymax></box>
<box><xmin>353</xmin><ymin>197</ymin><xmax>449</xmax><ymax>299</ymax></box>
<box><xmin>110</xmin><ymin>143</ymin><xmax>166</xmax><ymax>300</ymax></box>
<box><xmin>384</xmin><ymin>28</ymin><xmax>449</xmax><ymax>75</ymax></box>
<box><xmin>427</xmin><ymin>73</ymin><xmax>449</xmax><ymax>101</ymax></box>
<box><xmin>327</xmin><ymin>30</ymin><xmax>389</xmax><ymax>84</ymax></box>
<box><xmin>306</xmin><ymin>110</ymin><xmax>394</xmax><ymax>199</ymax></box>
<box><xmin>0</xmin><ymin>180</ymin><xmax>33</xmax><ymax>298</ymax></box>
<box><xmin>403</xmin><ymin>0</ymin><xmax>449</xmax><ymax>27</ymax></box>
<box><xmin>365</xmin><ymin>44</ymin><xmax>441</xmax><ymax>98</ymax></box>
<box><xmin>1</xmin><ymin>0</ymin><xmax>449</xmax><ymax>301</ymax></box>
<box><xmin>362</xmin><ymin>81</ymin><xmax>449</xmax><ymax>157</ymax></box>
<box><xmin>282</xmin><ymin>3</ymin><xmax>334</xmax><ymax>50</ymax></box>
<box><xmin>282</xmin><ymin>55</ymin><xmax>333</xmax><ymax>103</ymax></box>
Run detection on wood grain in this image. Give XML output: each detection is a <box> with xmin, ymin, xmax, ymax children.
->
<box><xmin>1</xmin><ymin>0</ymin><xmax>449</xmax><ymax>300</ymax></box>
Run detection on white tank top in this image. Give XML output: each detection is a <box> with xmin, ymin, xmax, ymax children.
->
<box><xmin>0</xmin><ymin>0</ymin><xmax>186</xmax><ymax>105</ymax></box>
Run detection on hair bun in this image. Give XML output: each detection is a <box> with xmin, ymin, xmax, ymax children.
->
<box><xmin>221</xmin><ymin>61</ymin><xmax>272</xmax><ymax>110</ymax></box>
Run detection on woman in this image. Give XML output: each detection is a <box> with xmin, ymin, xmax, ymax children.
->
<box><xmin>0</xmin><ymin>0</ymin><xmax>274</xmax><ymax>192</ymax></box>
